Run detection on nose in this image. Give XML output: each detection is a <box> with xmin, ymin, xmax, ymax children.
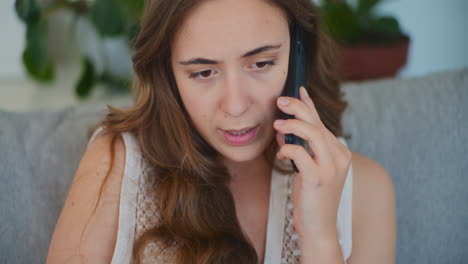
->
<box><xmin>219</xmin><ymin>70</ymin><xmax>251</xmax><ymax>118</ymax></box>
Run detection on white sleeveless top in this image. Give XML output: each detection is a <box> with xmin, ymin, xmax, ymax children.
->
<box><xmin>87</xmin><ymin>127</ymin><xmax>353</xmax><ymax>263</ymax></box>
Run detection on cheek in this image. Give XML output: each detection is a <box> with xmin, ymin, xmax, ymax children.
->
<box><xmin>265</xmin><ymin>66</ymin><xmax>288</xmax><ymax>98</ymax></box>
<box><xmin>172</xmin><ymin>67</ymin><xmax>216</xmax><ymax>134</ymax></box>
<box><xmin>264</xmin><ymin>67</ymin><xmax>287</xmax><ymax>117</ymax></box>
<box><xmin>173</xmin><ymin>72</ymin><xmax>201</xmax><ymax>113</ymax></box>
<box><xmin>179</xmin><ymin>89</ymin><xmax>213</xmax><ymax>128</ymax></box>
<box><xmin>277</xmin><ymin>68</ymin><xmax>288</xmax><ymax>94</ymax></box>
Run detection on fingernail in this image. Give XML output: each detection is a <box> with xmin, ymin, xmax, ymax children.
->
<box><xmin>275</xmin><ymin>119</ymin><xmax>285</xmax><ymax>125</ymax></box>
<box><xmin>278</xmin><ymin>97</ymin><xmax>289</xmax><ymax>105</ymax></box>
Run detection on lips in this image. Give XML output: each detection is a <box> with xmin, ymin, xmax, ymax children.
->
<box><xmin>220</xmin><ymin>125</ymin><xmax>259</xmax><ymax>146</ymax></box>
<box><xmin>225</xmin><ymin>126</ymin><xmax>256</xmax><ymax>134</ymax></box>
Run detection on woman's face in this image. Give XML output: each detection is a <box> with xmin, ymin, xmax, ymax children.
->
<box><xmin>171</xmin><ymin>0</ymin><xmax>290</xmax><ymax>163</ymax></box>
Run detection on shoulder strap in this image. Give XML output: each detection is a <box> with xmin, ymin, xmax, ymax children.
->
<box><xmin>86</xmin><ymin>126</ymin><xmax>105</xmax><ymax>148</ymax></box>
<box><xmin>337</xmin><ymin>137</ymin><xmax>353</xmax><ymax>260</ymax></box>
<box><xmin>111</xmin><ymin>131</ymin><xmax>143</xmax><ymax>264</ymax></box>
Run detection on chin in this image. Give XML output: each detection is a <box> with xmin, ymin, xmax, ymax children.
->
<box><xmin>218</xmin><ymin>141</ymin><xmax>268</xmax><ymax>164</ymax></box>
<box><xmin>222</xmin><ymin>152</ymin><xmax>259</xmax><ymax>163</ymax></box>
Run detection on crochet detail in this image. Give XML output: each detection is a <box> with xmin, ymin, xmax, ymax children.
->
<box><xmin>134</xmin><ymin>163</ymin><xmax>175</xmax><ymax>262</ymax></box>
<box><xmin>280</xmin><ymin>174</ymin><xmax>302</xmax><ymax>263</ymax></box>
<box><xmin>135</xmin><ymin>165</ymin><xmax>160</xmax><ymax>240</ymax></box>
<box><xmin>133</xmin><ymin>168</ymin><xmax>302</xmax><ymax>263</ymax></box>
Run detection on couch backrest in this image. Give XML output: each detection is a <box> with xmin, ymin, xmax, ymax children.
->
<box><xmin>342</xmin><ymin>68</ymin><xmax>468</xmax><ymax>263</ymax></box>
<box><xmin>0</xmin><ymin>105</ymin><xmax>112</xmax><ymax>263</ymax></box>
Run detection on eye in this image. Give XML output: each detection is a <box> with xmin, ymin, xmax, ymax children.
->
<box><xmin>251</xmin><ymin>60</ymin><xmax>275</xmax><ymax>71</ymax></box>
<box><xmin>251</xmin><ymin>60</ymin><xmax>276</xmax><ymax>71</ymax></box>
<box><xmin>189</xmin><ymin>69</ymin><xmax>216</xmax><ymax>80</ymax></box>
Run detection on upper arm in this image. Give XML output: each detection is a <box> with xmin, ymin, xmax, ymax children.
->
<box><xmin>47</xmin><ymin>132</ymin><xmax>126</xmax><ymax>264</ymax></box>
<box><xmin>347</xmin><ymin>152</ymin><xmax>397</xmax><ymax>264</ymax></box>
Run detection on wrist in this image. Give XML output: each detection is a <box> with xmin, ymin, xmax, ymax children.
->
<box><xmin>300</xmin><ymin>229</ymin><xmax>339</xmax><ymax>248</ymax></box>
<box><xmin>301</xmin><ymin>234</ymin><xmax>340</xmax><ymax>251</ymax></box>
<box><xmin>300</xmin><ymin>233</ymin><xmax>344</xmax><ymax>264</ymax></box>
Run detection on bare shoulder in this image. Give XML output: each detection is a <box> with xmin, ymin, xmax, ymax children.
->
<box><xmin>351</xmin><ymin>152</ymin><xmax>394</xmax><ymax>191</ymax></box>
<box><xmin>47</xmin><ymin>131</ymin><xmax>126</xmax><ymax>264</ymax></box>
<box><xmin>347</xmin><ymin>152</ymin><xmax>397</xmax><ymax>264</ymax></box>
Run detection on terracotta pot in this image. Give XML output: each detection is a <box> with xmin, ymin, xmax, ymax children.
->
<box><xmin>337</xmin><ymin>36</ymin><xmax>410</xmax><ymax>82</ymax></box>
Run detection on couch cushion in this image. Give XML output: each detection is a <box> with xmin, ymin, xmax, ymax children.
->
<box><xmin>342</xmin><ymin>68</ymin><xmax>468</xmax><ymax>263</ymax></box>
<box><xmin>0</xmin><ymin>104</ymin><xmax>121</xmax><ymax>263</ymax></box>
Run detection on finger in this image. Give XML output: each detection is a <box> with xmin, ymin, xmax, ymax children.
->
<box><xmin>276</xmin><ymin>143</ymin><xmax>319</xmax><ymax>175</ymax></box>
<box><xmin>299</xmin><ymin>86</ymin><xmax>322</xmax><ymax>122</ymax></box>
<box><xmin>277</xmin><ymin>96</ymin><xmax>316</xmax><ymax>125</ymax></box>
<box><xmin>299</xmin><ymin>86</ymin><xmax>341</xmax><ymax>160</ymax></box>
<box><xmin>321</xmin><ymin>125</ymin><xmax>339</xmax><ymax>155</ymax></box>
<box><xmin>320</xmin><ymin>128</ymin><xmax>352</xmax><ymax>173</ymax></box>
<box><xmin>277</xmin><ymin>87</ymin><xmax>345</xmax><ymax>166</ymax></box>
<box><xmin>274</xmin><ymin>119</ymin><xmax>333</xmax><ymax>166</ymax></box>
<box><xmin>335</xmin><ymin>138</ymin><xmax>353</xmax><ymax>168</ymax></box>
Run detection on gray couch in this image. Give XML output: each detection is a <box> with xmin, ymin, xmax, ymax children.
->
<box><xmin>1</xmin><ymin>68</ymin><xmax>467</xmax><ymax>263</ymax></box>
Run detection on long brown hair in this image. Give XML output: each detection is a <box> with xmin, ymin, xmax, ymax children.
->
<box><xmin>92</xmin><ymin>0</ymin><xmax>348</xmax><ymax>263</ymax></box>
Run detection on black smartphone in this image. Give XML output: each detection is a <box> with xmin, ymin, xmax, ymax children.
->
<box><xmin>281</xmin><ymin>21</ymin><xmax>307</xmax><ymax>172</ymax></box>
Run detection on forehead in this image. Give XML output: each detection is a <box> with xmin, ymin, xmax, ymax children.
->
<box><xmin>172</xmin><ymin>0</ymin><xmax>290</xmax><ymax>59</ymax></box>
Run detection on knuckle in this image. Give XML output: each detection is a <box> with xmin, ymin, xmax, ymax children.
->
<box><xmin>346</xmin><ymin>149</ymin><xmax>353</xmax><ymax>160</ymax></box>
<box><xmin>337</xmin><ymin>142</ymin><xmax>352</xmax><ymax>158</ymax></box>
<box><xmin>307</xmin><ymin>124</ymin><xmax>322</xmax><ymax>137</ymax></box>
<box><xmin>339</xmin><ymin>155</ymin><xmax>352</xmax><ymax>172</ymax></box>
<box><xmin>342</xmin><ymin>147</ymin><xmax>352</xmax><ymax>161</ymax></box>
<box><xmin>287</xmin><ymin>119</ymin><xmax>298</xmax><ymax>131</ymax></box>
<box><xmin>338</xmin><ymin>149</ymin><xmax>351</xmax><ymax>162</ymax></box>
<box><xmin>289</xmin><ymin>144</ymin><xmax>305</xmax><ymax>157</ymax></box>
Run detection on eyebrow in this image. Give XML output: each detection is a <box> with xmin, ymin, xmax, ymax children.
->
<box><xmin>178</xmin><ymin>44</ymin><xmax>282</xmax><ymax>66</ymax></box>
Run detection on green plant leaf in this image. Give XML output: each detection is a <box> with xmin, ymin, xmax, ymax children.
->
<box><xmin>75</xmin><ymin>57</ymin><xmax>96</xmax><ymax>98</ymax></box>
<box><xmin>369</xmin><ymin>16</ymin><xmax>402</xmax><ymax>42</ymax></box>
<box><xmin>127</xmin><ymin>23</ymin><xmax>141</xmax><ymax>44</ymax></box>
<box><xmin>14</xmin><ymin>0</ymin><xmax>40</xmax><ymax>25</ymax></box>
<box><xmin>100</xmin><ymin>72</ymin><xmax>131</xmax><ymax>94</ymax></box>
<box><xmin>319</xmin><ymin>1</ymin><xmax>361</xmax><ymax>44</ymax></box>
<box><xmin>22</xmin><ymin>20</ymin><xmax>54</xmax><ymax>82</ymax></box>
<box><xmin>89</xmin><ymin>0</ymin><xmax>125</xmax><ymax>36</ymax></box>
<box><xmin>22</xmin><ymin>48</ymin><xmax>54</xmax><ymax>82</ymax></box>
<box><xmin>357</xmin><ymin>0</ymin><xmax>380</xmax><ymax>16</ymax></box>
<box><xmin>115</xmin><ymin>0</ymin><xmax>144</xmax><ymax>21</ymax></box>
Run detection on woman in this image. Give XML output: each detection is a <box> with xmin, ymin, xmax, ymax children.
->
<box><xmin>47</xmin><ymin>0</ymin><xmax>396</xmax><ymax>263</ymax></box>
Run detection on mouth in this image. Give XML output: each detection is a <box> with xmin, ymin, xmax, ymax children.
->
<box><xmin>219</xmin><ymin>125</ymin><xmax>259</xmax><ymax>146</ymax></box>
<box><xmin>224</xmin><ymin>126</ymin><xmax>256</xmax><ymax>134</ymax></box>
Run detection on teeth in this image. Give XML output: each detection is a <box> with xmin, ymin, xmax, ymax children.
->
<box><xmin>229</xmin><ymin>129</ymin><xmax>251</xmax><ymax>135</ymax></box>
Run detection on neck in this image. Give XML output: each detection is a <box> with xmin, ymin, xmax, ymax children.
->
<box><xmin>223</xmin><ymin>154</ymin><xmax>273</xmax><ymax>262</ymax></box>
<box><xmin>224</xmin><ymin>155</ymin><xmax>273</xmax><ymax>199</ymax></box>
<box><xmin>225</xmin><ymin>155</ymin><xmax>270</xmax><ymax>181</ymax></box>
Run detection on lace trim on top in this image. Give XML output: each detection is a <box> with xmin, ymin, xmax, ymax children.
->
<box><xmin>134</xmin><ymin>166</ymin><xmax>176</xmax><ymax>263</ymax></box>
<box><xmin>280</xmin><ymin>174</ymin><xmax>302</xmax><ymax>263</ymax></box>
<box><xmin>134</xmin><ymin>166</ymin><xmax>159</xmax><ymax>240</ymax></box>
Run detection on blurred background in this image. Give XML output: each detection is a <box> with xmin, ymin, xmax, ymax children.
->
<box><xmin>1</xmin><ymin>0</ymin><xmax>468</xmax><ymax>111</ymax></box>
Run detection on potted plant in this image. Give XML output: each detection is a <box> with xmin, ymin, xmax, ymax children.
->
<box><xmin>14</xmin><ymin>0</ymin><xmax>144</xmax><ymax>98</ymax></box>
<box><xmin>318</xmin><ymin>0</ymin><xmax>410</xmax><ymax>81</ymax></box>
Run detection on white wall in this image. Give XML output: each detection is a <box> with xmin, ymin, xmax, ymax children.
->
<box><xmin>0</xmin><ymin>0</ymin><xmax>26</xmax><ymax>79</ymax></box>
<box><xmin>377</xmin><ymin>0</ymin><xmax>468</xmax><ymax>77</ymax></box>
